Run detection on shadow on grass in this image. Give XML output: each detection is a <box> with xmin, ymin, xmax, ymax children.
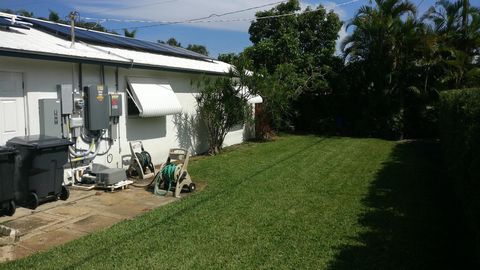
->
<box><xmin>328</xmin><ymin>141</ymin><xmax>476</xmax><ymax>269</ymax></box>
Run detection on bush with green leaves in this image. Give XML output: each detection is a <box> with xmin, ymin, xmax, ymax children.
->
<box><xmin>194</xmin><ymin>74</ymin><xmax>251</xmax><ymax>155</ymax></box>
<box><xmin>439</xmin><ymin>88</ymin><xmax>480</xmax><ymax>258</ymax></box>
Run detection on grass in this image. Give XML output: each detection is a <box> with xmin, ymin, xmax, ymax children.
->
<box><xmin>0</xmin><ymin>135</ymin><xmax>473</xmax><ymax>269</ymax></box>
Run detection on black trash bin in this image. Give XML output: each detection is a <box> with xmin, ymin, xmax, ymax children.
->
<box><xmin>7</xmin><ymin>135</ymin><xmax>73</xmax><ymax>209</ymax></box>
<box><xmin>0</xmin><ymin>147</ymin><xmax>17</xmax><ymax>216</ymax></box>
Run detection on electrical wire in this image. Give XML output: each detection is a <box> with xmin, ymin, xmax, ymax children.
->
<box><xmin>81</xmin><ymin>0</ymin><xmax>288</xmax><ymax>27</ymax></box>
<box><xmin>417</xmin><ymin>0</ymin><xmax>426</xmax><ymax>10</ymax></box>
<box><xmin>78</xmin><ymin>0</ymin><xmax>363</xmax><ymax>31</ymax></box>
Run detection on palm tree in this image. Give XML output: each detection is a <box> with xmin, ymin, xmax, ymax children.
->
<box><xmin>342</xmin><ymin>0</ymin><xmax>417</xmax><ymax>138</ymax></box>
<box><xmin>422</xmin><ymin>0</ymin><xmax>480</xmax><ymax>88</ymax></box>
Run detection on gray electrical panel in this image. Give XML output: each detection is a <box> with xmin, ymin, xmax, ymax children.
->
<box><xmin>39</xmin><ymin>99</ymin><xmax>62</xmax><ymax>137</ymax></box>
<box><xmin>108</xmin><ymin>94</ymin><xmax>123</xmax><ymax>117</ymax></box>
<box><xmin>84</xmin><ymin>85</ymin><xmax>109</xmax><ymax>131</ymax></box>
<box><xmin>57</xmin><ymin>84</ymin><xmax>73</xmax><ymax>115</ymax></box>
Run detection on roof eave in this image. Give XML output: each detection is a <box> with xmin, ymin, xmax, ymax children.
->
<box><xmin>0</xmin><ymin>48</ymin><xmax>227</xmax><ymax>76</ymax></box>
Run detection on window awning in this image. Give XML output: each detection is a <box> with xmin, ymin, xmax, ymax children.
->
<box><xmin>236</xmin><ymin>86</ymin><xmax>263</xmax><ymax>104</ymax></box>
<box><xmin>127</xmin><ymin>77</ymin><xmax>183</xmax><ymax>117</ymax></box>
<box><xmin>247</xmin><ymin>95</ymin><xmax>263</xmax><ymax>104</ymax></box>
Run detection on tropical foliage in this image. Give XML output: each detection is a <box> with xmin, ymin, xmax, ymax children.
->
<box><xmin>194</xmin><ymin>68</ymin><xmax>252</xmax><ymax>155</ymax></box>
<box><xmin>244</xmin><ymin>0</ymin><xmax>342</xmax><ymax>136</ymax></box>
<box><xmin>337</xmin><ymin>0</ymin><xmax>479</xmax><ymax>138</ymax></box>
<box><xmin>220</xmin><ymin>0</ymin><xmax>478</xmax><ymax>139</ymax></box>
<box><xmin>439</xmin><ymin>88</ymin><xmax>480</xmax><ymax>259</ymax></box>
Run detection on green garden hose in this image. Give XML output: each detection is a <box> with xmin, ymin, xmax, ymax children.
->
<box><xmin>154</xmin><ymin>163</ymin><xmax>178</xmax><ymax>196</ymax></box>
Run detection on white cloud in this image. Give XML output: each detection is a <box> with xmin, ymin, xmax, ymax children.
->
<box><xmin>302</xmin><ymin>1</ymin><xmax>347</xmax><ymax>19</ymax></box>
<box><xmin>68</xmin><ymin>0</ymin><xmax>350</xmax><ymax>54</ymax></box>
<box><xmin>68</xmin><ymin>0</ymin><xmax>348</xmax><ymax>32</ymax></box>
<box><xmin>336</xmin><ymin>24</ymin><xmax>347</xmax><ymax>55</ymax></box>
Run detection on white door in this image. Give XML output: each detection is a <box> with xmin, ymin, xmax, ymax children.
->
<box><xmin>0</xmin><ymin>71</ymin><xmax>26</xmax><ymax>145</ymax></box>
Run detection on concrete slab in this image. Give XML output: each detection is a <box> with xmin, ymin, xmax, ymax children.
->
<box><xmin>67</xmin><ymin>215</ymin><xmax>121</xmax><ymax>233</ymax></box>
<box><xmin>0</xmin><ymin>245</ymin><xmax>15</xmax><ymax>262</ymax></box>
<box><xmin>10</xmin><ymin>245</ymin><xmax>33</xmax><ymax>261</ymax></box>
<box><xmin>3</xmin><ymin>214</ymin><xmax>56</xmax><ymax>236</ymax></box>
<box><xmin>0</xmin><ymin>186</ymin><xmax>183</xmax><ymax>262</ymax></box>
<box><xmin>20</xmin><ymin>228</ymin><xmax>87</xmax><ymax>252</ymax></box>
<box><xmin>45</xmin><ymin>205</ymin><xmax>92</xmax><ymax>218</ymax></box>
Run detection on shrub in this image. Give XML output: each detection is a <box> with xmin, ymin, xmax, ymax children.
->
<box><xmin>439</xmin><ymin>88</ymin><xmax>480</xmax><ymax>261</ymax></box>
<box><xmin>194</xmin><ymin>75</ymin><xmax>250</xmax><ymax>155</ymax></box>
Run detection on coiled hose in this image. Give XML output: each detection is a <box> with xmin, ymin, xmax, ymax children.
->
<box><xmin>135</xmin><ymin>151</ymin><xmax>154</xmax><ymax>174</ymax></box>
<box><xmin>154</xmin><ymin>163</ymin><xmax>178</xmax><ymax>196</ymax></box>
<box><xmin>130</xmin><ymin>151</ymin><xmax>156</xmax><ymax>188</ymax></box>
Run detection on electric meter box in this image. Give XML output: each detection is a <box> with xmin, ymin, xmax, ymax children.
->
<box><xmin>57</xmin><ymin>84</ymin><xmax>73</xmax><ymax>115</ymax></box>
<box><xmin>39</xmin><ymin>99</ymin><xmax>62</xmax><ymax>138</ymax></box>
<box><xmin>108</xmin><ymin>94</ymin><xmax>123</xmax><ymax>117</ymax></box>
<box><xmin>84</xmin><ymin>85</ymin><xmax>109</xmax><ymax>131</ymax></box>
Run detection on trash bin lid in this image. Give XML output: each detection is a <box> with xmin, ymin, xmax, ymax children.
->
<box><xmin>6</xmin><ymin>135</ymin><xmax>73</xmax><ymax>149</ymax></box>
<box><xmin>0</xmin><ymin>146</ymin><xmax>16</xmax><ymax>156</ymax></box>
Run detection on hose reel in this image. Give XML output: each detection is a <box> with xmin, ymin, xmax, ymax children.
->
<box><xmin>154</xmin><ymin>163</ymin><xmax>180</xmax><ymax>195</ymax></box>
<box><xmin>135</xmin><ymin>151</ymin><xmax>154</xmax><ymax>175</ymax></box>
<box><xmin>153</xmin><ymin>148</ymin><xmax>196</xmax><ymax>197</ymax></box>
<box><xmin>128</xmin><ymin>141</ymin><xmax>156</xmax><ymax>180</ymax></box>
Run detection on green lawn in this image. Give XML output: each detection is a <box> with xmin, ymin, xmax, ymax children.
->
<box><xmin>1</xmin><ymin>135</ymin><xmax>471</xmax><ymax>269</ymax></box>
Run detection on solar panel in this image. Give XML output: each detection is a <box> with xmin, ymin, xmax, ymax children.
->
<box><xmin>23</xmin><ymin>18</ymin><xmax>211</xmax><ymax>61</ymax></box>
<box><xmin>0</xmin><ymin>17</ymin><xmax>30</xmax><ymax>29</ymax></box>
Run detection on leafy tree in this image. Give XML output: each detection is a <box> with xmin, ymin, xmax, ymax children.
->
<box><xmin>194</xmin><ymin>71</ymin><xmax>251</xmax><ymax>155</ymax></box>
<box><xmin>245</xmin><ymin>0</ymin><xmax>341</xmax><ymax>133</ymax></box>
<box><xmin>218</xmin><ymin>53</ymin><xmax>240</xmax><ymax>64</ymax></box>
<box><xmin>23</xmin><ymin>9</ymin><xmax>111</xmax><ymax>33</ymax></box>
<box><xmin>186</xmin><ymin>44</ymin><xmax>209</xmax><ymax>56</ymax></box>
<box><xmin>16</xmin><ymin>9</ymin><xmax>34</xmax><ymax>17</ymax></box>
<box><xmin>76</xmin><ymin>21</ymin><xmax>111</xmax><ymax>32</ymax></box>
<box><xmin>0</xmin><ymin>8</ymin><xmax>33</xmax><ymax>17</ymax></box>
<box><xmin>338</xmin><ymin>0</ymin><xmax>479</xmax><ymax>138</ymax></box>
<box><xmin>249</xmin><ymin>64</ymin><xmax>304</xmax><ymax>135</ymax></box>
<box><xmin>123</xmin><ymin>28</ymin><xmax>137</xmax><ymax>38</ymax></box>
<box><xmin>422</xmin><ymin>0</ymin><xmax>480</xmax><ymax>88</ymax></box>
<box><xmin>166</xmin><ymin>37</ymin><xmax>182</xmax><ymax>47</ymax></box>
<box><xmin>341</xmin><ymin>0</ymin><xmax>420</xmax><ymax>138</ymax></box>
<box><xmin>48</xmin><ymin>9</ymin><xmax>60</xmax><ymax>22</ymax></box>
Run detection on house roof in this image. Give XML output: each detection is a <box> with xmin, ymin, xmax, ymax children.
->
<box><xmin>0</xmin><ymin>13</ymin><xmax>232</xmax><ymax>75</ymax></box>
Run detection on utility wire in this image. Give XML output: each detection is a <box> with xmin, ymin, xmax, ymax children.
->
<box><xmin>81</xmin><ymin>0</ymin><xmax>362</xmax><ymax>31</ymax></box>
<box><xmin>417</xmin><ymin>0</ymin><xmax>426</xmax><ymax>9</ymax></box>
<box><xmin>179</xmin><ymin>0</ymin><xmax>289</xmax><ymax>22</ymax></box>
<box><xmin>82</xmin><ymin>0</ymin><xmax>289</xmax><ymax>27</ymax></box>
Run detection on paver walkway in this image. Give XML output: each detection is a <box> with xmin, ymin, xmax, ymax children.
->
<box><xmin>0</xmin><ymin>186</ymin><xmax>177</xmax><ymax>262</ymax></box>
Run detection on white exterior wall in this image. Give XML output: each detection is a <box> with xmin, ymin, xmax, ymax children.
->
<box><xmin>0</xmin><ymin>55</ymin><xmax>250</xmax><ymax>169</ymax></box>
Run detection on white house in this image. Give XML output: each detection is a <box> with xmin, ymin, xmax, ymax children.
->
<box><xmin>0</xmin><ymin>13</ymin><xmax>261</xmax><ymax>180</ymax></box>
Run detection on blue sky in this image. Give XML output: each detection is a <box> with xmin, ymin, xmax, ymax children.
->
<box><xmin>0</xmin><ymin>0</ymin><xmax>444</xmax><ymax>57</ymax></box>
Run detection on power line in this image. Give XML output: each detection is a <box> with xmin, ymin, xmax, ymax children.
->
<box><xmin>80</xmin><ymin>0</ymin><xmax>363</xmax><ymax>31</ymax></box>
<box><xmin>417</xmin><ymin>0</ymin><xmax>426</xmax><ymax>9</ymax></box>
<box><xmin>124</xmin><ymin>0</ymin><xmax>363</xmax><ymax>29</ymax></box>
<box><xmin>82</xmin><ymin>0</ymin><xmax>289</xmax><ymax>28</ymax></box>
<box><xmin>180</xmin><ymin>0</ymin><xmax>289</xmax><ymax>22</ymax></box>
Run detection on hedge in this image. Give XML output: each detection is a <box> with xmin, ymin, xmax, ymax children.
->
<box><xmin>439</xmin><ymin>88</ymin><xmax>480</xmax><ymax>261</ymax></box>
